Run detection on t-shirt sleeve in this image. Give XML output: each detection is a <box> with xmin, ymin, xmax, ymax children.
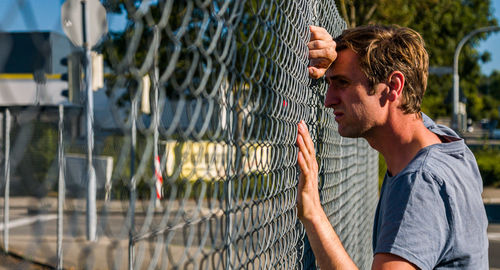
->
<box><xmin>374</xmin><ymin>172</ymin><xmax>450</xmax><ymax>269</ymax></box>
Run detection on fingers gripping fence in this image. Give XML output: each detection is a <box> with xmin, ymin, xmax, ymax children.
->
<box><xmin>0</xmin><ymin>0</ymin><xmax>378</xmax><ymax>269</ymax></box>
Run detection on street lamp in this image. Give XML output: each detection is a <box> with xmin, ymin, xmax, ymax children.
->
<box><xmin>452</xmin><ymin>26</ymin><xmax>500</xmax><ymax>132</ymax></box>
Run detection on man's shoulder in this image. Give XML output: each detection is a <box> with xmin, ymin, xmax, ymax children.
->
<box><xmin>388</xmin><ymin>141</ymin><xmax>479</xmax><ymax>197</ymax></box>
<box><xmin>402</xmin><ymin>142</ymin><xmax>478</xmax><ymax>188</ymax></box>
<box><xmin>411</xmin><ymin>114</ymin><xmax>479</xmax><ymax>182</ymax></box>
<box><xmin>422</xmin><ymin>113</ymin><xmax>460</xmax><ymax>138</ymax></box>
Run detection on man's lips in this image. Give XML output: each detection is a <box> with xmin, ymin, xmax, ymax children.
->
<box><xmin>333</xmin><ymin>111</ymin><xmax>344</xmax><ymax>119</ymax></box>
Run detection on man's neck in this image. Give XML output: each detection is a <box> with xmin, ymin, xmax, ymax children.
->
<box><xmin>366</xmin><ymin>113</ymin><xmax>441</xmax><ymax>177</ymax></box>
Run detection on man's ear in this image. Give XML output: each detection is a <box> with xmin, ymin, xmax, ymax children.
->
<box><xmin>387</xmin><ymin>71</ymin><xmax>405</xmax><ymax>102</ymax></box>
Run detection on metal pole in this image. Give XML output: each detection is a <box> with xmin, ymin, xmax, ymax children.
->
<box><xmin>81</xmin><ymin>0</ymin><xmax>97</xmax><ymax>241</ymax></box>
<box><xmin>225</xmin><ymin>90</ymin><xmax>234</xmax><ymax>269</ymax></box>
<box><xmin>3</xmin><ymin>109</ymin><xmax>10</xmax><ymax>253</ymax></box>
<box><xmin>129</xmin><ymin>98</ymin><xmax>137</xmax><ymax>270</ymax></box>
<box><xmin>153</xmin><ymin>43</ymin><xmax>161</xmax><ymax>204</ymax></box>
<box><xmin>452</xmin><ymin>26</ymin><xmax>500</xmax><ymax>131</ymax></box>
<box><xmin>57</xmin><ymin>105</ymin><xmax>65</xmax><ymax>269</ymax></box>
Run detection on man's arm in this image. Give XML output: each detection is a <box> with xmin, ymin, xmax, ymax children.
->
<box><xmin>297</xmin><ymin>121</ymin><xmax>417</xmax><ymax>270</ymax></box>
<box><xmin>296</xmin><ymin>120</ymin><xmax>358</xmax><ymax>270</ymax></box>
<box><xmin>301</xmin><ymin>25</ymin><xmax>356</xmax><ymax>269</ymax></box>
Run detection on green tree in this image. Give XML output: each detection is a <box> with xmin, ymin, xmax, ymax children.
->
<box><xmin>477</xmin><ymin>70</ymin><xmax>500</xmax><ymax>125</ymax></box>
<box><xmin>480</xmin><ymin>70</ymin><xmax>500</xmax><ymax>100</ymax></box>
<box><xmin>16</xmin><ymin>122</ymin><xmax>58</xmax><ymax>197</ymax></box>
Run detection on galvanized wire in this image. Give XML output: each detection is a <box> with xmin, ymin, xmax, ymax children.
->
<box><xmin>0</xmin><ymin>0</ymin><xmax>378</xmax><ymax>269</ymax></box>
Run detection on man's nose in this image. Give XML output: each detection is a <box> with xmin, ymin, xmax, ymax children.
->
<box><xmin>324</xmin><ymin>85</ymin><xmax>340</xmax><ymax>108</ymax></box>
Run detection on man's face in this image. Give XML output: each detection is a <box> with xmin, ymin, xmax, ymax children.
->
<box><xmin>324</xmin><ymin>49</ymin><xmax>387</xmax><ymax>138</ymax></box>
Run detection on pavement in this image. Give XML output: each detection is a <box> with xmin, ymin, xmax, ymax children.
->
<box><xmin>0</xmin><ymin>196</ymin><xmax>230</xmax><ymax>269</ymax></box>
<box><xmin>483</xmin><ymin>187</ymin><xmax>500</xmax><ymax>269</ymax></box>
<box><xmin>489</xmin><ymin>223</ymin><xmax>500</xmax><ymax>270</ymax></box>
<box><xmin>0</xmin><ymin>188</ymin><xmax>499</xmax><ymax>269</ymax></box>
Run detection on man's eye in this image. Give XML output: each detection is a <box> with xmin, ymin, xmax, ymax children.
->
<box><xmin>331</xmin><ymin>79</ymin><xmax>348</xmax><ymax>88</ymax></box>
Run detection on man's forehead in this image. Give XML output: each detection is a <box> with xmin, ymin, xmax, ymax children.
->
<box><xmin>327</xmin><ymin>49</ymin><xmax>359</xmax><ymax>76</ymax></box>
<box><xmin>326</xmin><ymin>65</ymin><xmax>336</xmax><ymax>77</ymax></box>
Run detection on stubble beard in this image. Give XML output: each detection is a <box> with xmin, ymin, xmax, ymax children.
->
<box><xmin>336</xmin><ymin>118</ymin><xmax>371</xmax><ymax>139</ymax></box>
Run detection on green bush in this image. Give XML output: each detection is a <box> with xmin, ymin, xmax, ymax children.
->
<box><xmin>473</xmin><ymin>148</ymin><xmax>500</xmax><ymax>187</ymax></box>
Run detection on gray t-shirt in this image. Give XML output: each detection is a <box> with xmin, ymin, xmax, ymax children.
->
<box><xmin>372</xmin><ymin>114</ymin><xmax>488</xmax><ymax>269</ymax></box>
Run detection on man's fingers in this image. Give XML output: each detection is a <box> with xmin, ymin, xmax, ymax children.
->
<box><xmin>298</xmin><ymin>121</ymin><xmax>315</xmax><ymax>157</ymax></box>
<box><xmin>307</xmin><ymin>40</ymin><xmax>329</xmax><ymax>50</ymax></box>
<box><xmin>309</xmin><ymin>48</ymin><xmax>336</xmax><ymax>60</ymax></box>
<box><xmin>309</xmin><ymin>58</ymin><xmax>332</xmax><ymax>69</ymax></box>
<box><xmin>308</xmin><ymin>67</ymin><xmax>323</xmax><ymax>79</ymax></box>
<box><xmin>297</xmin><ymin>151</ymin><xmax>309</xmax><ymax>173</ymax></box>
<box><xmin>308</xmin><ymin>40</ymin><xmax>336</xmax><ymax>52</ymax></box>
<box><xmin>297</xmin><ymin>132</ymin><xmax>312</xmax><ymax>164</ymax></box>
<box><xmin>309</xmin><ymin>25</ymin><xmax>332</xmax><ymax>41</ymax></box>
<box><xmin>298</xmin><ymin>121</ymin><xmax>316</xmax><ymax>156</ymax></box>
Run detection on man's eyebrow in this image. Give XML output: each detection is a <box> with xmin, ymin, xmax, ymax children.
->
<box><xmin>326</xmin><ymin>74</ymin><xmax>350</xmax><ymax>82</ymax></box>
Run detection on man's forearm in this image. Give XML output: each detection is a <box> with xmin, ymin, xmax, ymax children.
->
<box><xmin>302</xmin><ymin>210</ymin><xmax>358</xmax><ymax>270</ymax></box>
<box><xmin>296</xmin><ymin>120</ymin><xmax>357</xmax><ymax>269</ymax></box>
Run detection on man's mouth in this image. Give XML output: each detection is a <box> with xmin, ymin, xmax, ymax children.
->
<box><xmin>333</xmin><ymin>111</ymin><xmax>344</xmax><ymax>120</ymax></box>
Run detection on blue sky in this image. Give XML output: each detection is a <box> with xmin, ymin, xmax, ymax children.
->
<box><xmin>0</xmin><ymin>0</ymin><xmax>127</xmax><ymax>35</ymax></box>
<box><xmin>0</xmin><ymin>0</ymin><xmax>499</xmax><ymax>75</ymax></box>
<box><xmin>478</xmin><ymin>0</ymin><xmax>500</xmax><ymax>75</ymax></box>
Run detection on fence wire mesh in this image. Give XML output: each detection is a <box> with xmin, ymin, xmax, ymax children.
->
<box><xmin>0</xmin><ymin>0</ymin><xmax>378</xmax><ymax>269</ymax></box>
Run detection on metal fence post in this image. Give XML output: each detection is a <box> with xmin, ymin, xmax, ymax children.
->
<box><xmin>85</xmin><ymin>46</ymin><xmax>97</xmax><ymax>242</ymax></box>
<box><xmin>81</xmin><ymin>0</ymin><xmax>97</xmax><ymax>242</ymax></box>
<box><xmin>57</xmin><ymin>105</ymin><xmax>65</xmax><ymax>269</ymax></box>
<box><xmin>2</xmin><ymin>108</ymin><xmax>10</xmax><ymax>253</ymax></box>
<box><xmin>152</xmin><ymin>26</ymin><xmax>161</xmax><ymax>205</ymax></box>
<box><xmin>153</xmin><ymin>51</ymin><xmax>160</xmax><ymax>203</ymax></box>
<box><xmin>225</xmin><ymin>88</ymin><xmax>234</xmax><ymax>269</ymax></box>
<box><xmin>129</xmin><ymin>92</ymin><xmax>138</xmax><ymax>270</ymax></box>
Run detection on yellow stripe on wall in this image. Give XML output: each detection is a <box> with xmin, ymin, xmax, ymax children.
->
<box><xmin>0</xmin><ymin>74</ymin><xmax>62</xmax><ymax>80</ymax></box>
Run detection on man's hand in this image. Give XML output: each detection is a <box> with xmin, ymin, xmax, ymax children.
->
<box><xmin>308</xmin><ymin>26</ymin><xmax>337</xmax><ymax>79</ymax></box>
<box><xmin>296</xmin><ymin>120</ymin><xmax>322</xmax><ymax>222</ymax></box>
<box><xmin>296</xmin><ymin>121</ymin><xmax>360</xmax><ymax>270</ymax></box>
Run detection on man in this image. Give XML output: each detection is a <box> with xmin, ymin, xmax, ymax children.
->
<box><xmin>297</xmin><ymin>25</ymin><xmax>488</xmax><ymax>269</ymax></box>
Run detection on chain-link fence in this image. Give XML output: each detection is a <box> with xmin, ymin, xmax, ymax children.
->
<box><xmin>0</xmin><ymin>0</ymin><xmax>378</xmax><ymax>269</ymax></box>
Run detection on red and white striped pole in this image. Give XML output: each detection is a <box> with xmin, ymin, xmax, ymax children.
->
<box><xmin>154</xmin><ymin>155</ymin><xmax>163</xmax><ymax>199</ymax></box>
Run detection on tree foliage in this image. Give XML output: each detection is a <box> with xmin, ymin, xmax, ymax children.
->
<box><xmin>100</xmin><ymin>0</ymin><xmax>238</xmax><ymax>102</ymax></box>
<box><xmin>335</xmin><ymin>0</ymin><xmax>499</xmax><ymax>120</ymax></box>
<box><xmin>478</xmin><ymin>70</ymin><xmax>500</xmax><ymax>123</ymax></box>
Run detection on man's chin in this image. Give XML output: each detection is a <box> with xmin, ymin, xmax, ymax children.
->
<box><xmin>337</xmin><ymin>127</ymin><xmax>361</xmax><ymax>138</ymax></box>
